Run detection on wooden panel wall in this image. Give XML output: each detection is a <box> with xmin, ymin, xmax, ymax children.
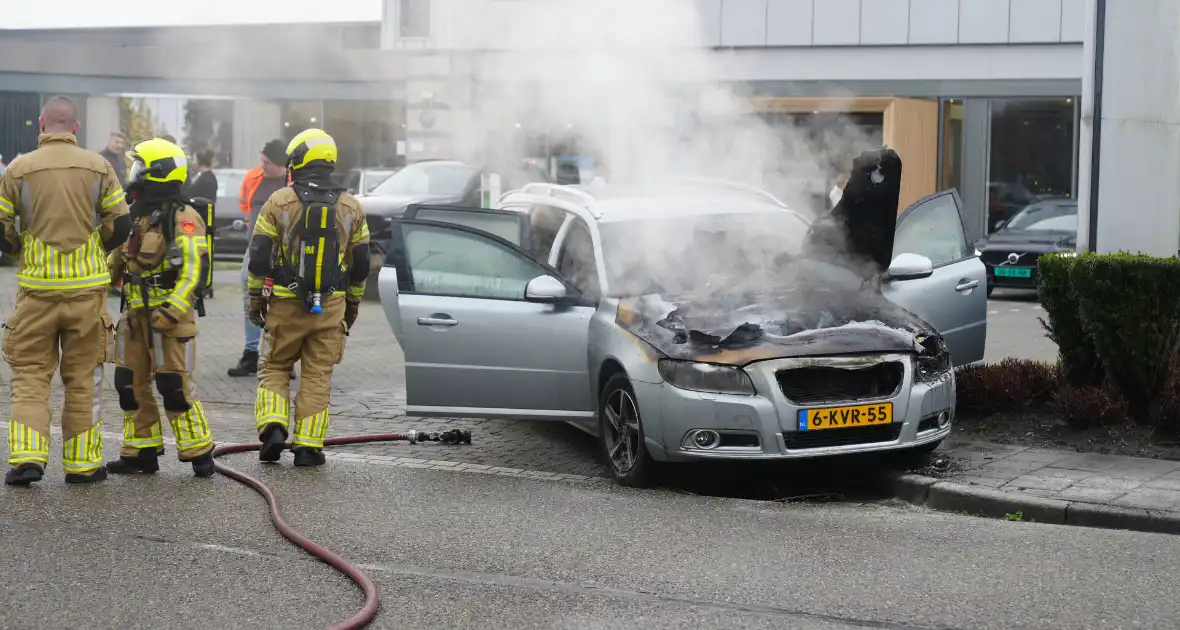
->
<box><xmin>883</xmin><ymin>97</ymin><xmax>939</xmax><ymax>212</ymax></box>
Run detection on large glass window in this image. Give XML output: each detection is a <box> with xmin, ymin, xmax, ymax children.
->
<box><xmin>399</xmin><ymin>0</ymin><xmax>431</xmax><ymax>37</ymax></box>
<box><xmin>0</xmin><ymin>91</ymin><xmax>41</xmax><ymax>163</ymax></box>
<box><xmin>324</xmin><ymin>99</ymin><xmax>406</xmax><ymax>180</ymax></box>
<box><xmin>986</xmin><ymin>97</ymin><xmax>1076</xmax><ymax>233</ymax></box>
<box><xmin>280</xmin><ymin>100</ymin><xmax>324</xmax><ymax>145</ymax></box>
<box><xmin>181</xmin><ymin>98</ymin><xmax>234</xmax><ymax>168</ymax></box>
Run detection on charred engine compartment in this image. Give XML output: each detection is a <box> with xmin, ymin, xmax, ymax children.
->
<box><xmin>614</xmin><ymin>146</ymin><xmax>952</xmax><ymax>373</ymax></box>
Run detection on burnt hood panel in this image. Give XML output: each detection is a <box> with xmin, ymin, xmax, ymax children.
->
<box><xmin>616</xmin><ymin>274</ymin><xmax>941</xmax><ymax>367</ymax></box>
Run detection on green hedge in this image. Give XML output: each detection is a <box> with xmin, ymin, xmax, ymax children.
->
<box><xmin>1038</xmin><ymin>253</ymin><xmax>1103</xmax><ymax>387</ymax></box>
<box><xmin>1069</xmin><ymin>253</ymin><xmax>1180</xmax><ymax>423</ymax></box>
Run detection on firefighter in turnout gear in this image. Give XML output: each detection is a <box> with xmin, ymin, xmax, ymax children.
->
<box><xmin>105</xmin><ymin>138</ymin><xmax>216</xmax><ymax>477</ymax></box>
<box><xmin>1</xmin><ymin>96</ymin><xmax>132</xmax><ymax>486</ymax></box>
<box><xmin>247</xmin><ymin>129</ymin><xmax>370</xmax><ymax>466</ymax></box>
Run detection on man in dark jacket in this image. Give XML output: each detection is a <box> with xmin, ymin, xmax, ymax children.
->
<box><xmin>98</xmin><ymin>131</ymin><xmax>128</xmax><ymax>185</ymax></box>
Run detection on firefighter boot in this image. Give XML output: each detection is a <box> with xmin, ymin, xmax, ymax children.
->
<box><xmin>65</xmin><ymin>467</ymin><xmax>109</xmax><ymax>484</ymax></box>
<box><xmin>4</xmin><ymin>463</ymin><xmax>44</xmax><ymax>486</ymax></box>
<box><xmin>106</xmin><ymin>447</ymin><xmax>162</xmax><ymax>475</ymax></box>
<box><xmin>259</xmin><ymin>424</ymin><xmax>288</xmax><ymax>463</ymax></box>
<box><xmin>228</xmin><ymin>350</ymin><xmax>259</xmax><ymax>377</ymax></box>
<box><xmin>293</xmin><ymin>447</ymin><xmax>326</xmax><ymax>467</ymax></box>
<box><xmin>190</xmin><ymin>452</ymin><xmax>215</xmax><ymax>478</ymax></box>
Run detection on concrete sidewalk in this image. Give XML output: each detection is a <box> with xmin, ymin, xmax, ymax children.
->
<box><xmin>895</xmin><ymin>439</ymin><xmax>1180</xmax><ymax>533</ymax></box>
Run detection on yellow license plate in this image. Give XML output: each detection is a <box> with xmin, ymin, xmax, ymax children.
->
<box><xmin>797</xmin><ymin>403</ymin><xmax>893</xmax><ymax>431</ymax></box>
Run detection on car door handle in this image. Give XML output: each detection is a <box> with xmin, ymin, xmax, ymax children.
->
<box><xmin>417</xmin><ymin>316</ymin><xmax>458</xmax><ymax>327</ymax></box>
<box><xmin>955</xmin><ymin>279</ymin><xmax>980</xmax><ymax>291</ymax></box>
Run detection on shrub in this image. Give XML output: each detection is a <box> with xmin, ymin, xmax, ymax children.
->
<box><xmin>1038</xmin><ymin>253</ymin><xmax>1103</xmax><ymax>387</ymax></box>
<box><xmin>956</xmin><ymin>358</ymin><xmax>1058</xmax><ymax>416</ymax></box>
<box><xmin>1051</xmin><ymin>384</ymin><xmax>1126</xmax><ymax>429</ymax></box>
<box><xmin>1070</xmin><ymin>253</ymin><xmax>1180</xmax><ymax>424</ymax></box>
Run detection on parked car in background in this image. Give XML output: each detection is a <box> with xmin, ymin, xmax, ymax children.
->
<box><xmin>209</xmin><ymin>168</ymin><xmax>251</xmax><ymax>261</ymax></box>
<box><xmin>361</xmin><ymin>159</ymin><xmax>552</xmax><ymax>261</ymax></box>
<box><xmin>344</xmin><ymin>167</ymin><xmax>399</xmax><ymax>196</ymax></box>
<box><xmin>986</xmin><ymin>181</ymin><xmax>1041</xmax><ymax>233</ymax></box>
<box><xmin>976</xmin><ymin>197</ymin><xmax>1077</xmax><ymax>296</ymax></box>
<box><xmin>375</xmin><ymin>160</ymin><xmax>986</xmax><ymax>485</ymax></box>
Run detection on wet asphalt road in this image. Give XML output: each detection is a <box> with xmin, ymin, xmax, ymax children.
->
<box><xmin>2</xmin><ymin>444</ymin><xmax>1179</xmax><ymax>630</ymax></box>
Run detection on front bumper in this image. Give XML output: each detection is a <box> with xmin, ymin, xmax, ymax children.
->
<box><xmin>636</xmin><ymin>353</ymin><xmax>954</xmax><ymax>463</ymax></box>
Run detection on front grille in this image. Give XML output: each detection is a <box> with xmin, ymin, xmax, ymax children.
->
<box><xmin>981</xmin><ymin>250</ymin><xmax>1037</xmax><ymax>267</ymax></box>
<box><xmin>784</xmin><ymin>424</ymin><xmax>903</xmax><ymax>450</ymax></box>
<box><xmin>776</xmin><ymin>362</ymin><xmax>904</xmax><ymax>405</ymax></box>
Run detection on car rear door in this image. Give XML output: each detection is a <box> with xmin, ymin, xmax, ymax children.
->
<box><xmin>881</xmin><ymin>190</ymin><xmax>987</xmax><ymax>366</ymax></box>
<box><xmin>377</xmin><ymin>212</ymin><xmax>597</xmax><ymax>420</ymax></box>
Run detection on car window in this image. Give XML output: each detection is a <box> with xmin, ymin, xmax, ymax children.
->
<box><xmin>894</xmin><ymin>194</ymin><xmax>971</xmax><ymax>267</ymax></box>
<box><xmin>372</xmin><ymin>163</ymin><xmax>476</xmax><ymax>196</ymax></box>
<box><xmin>528</xmin><ymin>204</ymin><xmax>567</xmax><ymax>263</ymax></box>
<box><xmin>402</xmin><ymin>223</ymin><xmax>543</xmax><ymax>300</ymax></box>
<box><xmin>412</xmin><ymin>208</ymin><xmax>524</xmax><ymax>246</ymax></box>
<box><xmin>1005</xmin><ymin>202</ymin><xmax>1077</xmax><ymax>231</ymax></box>
<box><xmin>344</xmin><ymin>170</ymin><xmax>361</xmax><ymax>193</ymax></box>
<box><xmin>557</xmin><ymin>219</ymin><xmax>600</xmax><ymax>298</ymax></box>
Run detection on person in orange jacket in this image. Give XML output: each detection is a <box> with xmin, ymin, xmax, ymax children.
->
<box><xmin>227</xmin><ymin>140</ymin><xmax>290</xmax><ymax>377</ymax></box>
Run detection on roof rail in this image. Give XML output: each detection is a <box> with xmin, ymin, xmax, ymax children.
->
<box><xmin>660</xmin><ymin>177</ymin><xmax>786</xmax><ymax>207</ymax></box>
<box><xmin>518</xmin><ymin>183</ymin><xmax>597</xmax><ymax>209</ymax></box>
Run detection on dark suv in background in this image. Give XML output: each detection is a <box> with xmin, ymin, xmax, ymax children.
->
<box><xmin>361</xmin><ymin>159</ymin><xmax>552</xmax><ymax>260</ymax></box>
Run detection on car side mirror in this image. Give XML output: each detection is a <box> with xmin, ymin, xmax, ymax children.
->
<box><xmin>524</xmin><ymin>275</ymin><xmax>570</xmax><ymax>303</ymax></box>
<box><xmin>886</xmin><ymin>253</ymin><xmax>934</xmax><ymax>281</ymax></box>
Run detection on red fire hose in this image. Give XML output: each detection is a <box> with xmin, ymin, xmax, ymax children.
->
<box><xmin>211</xmin><ymin>429</ymin><xmax>472</xmax><ymax>630</ymax></box>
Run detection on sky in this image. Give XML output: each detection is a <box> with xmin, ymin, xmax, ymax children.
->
<box><xmin>1</xmin><ymin>0</ymin><xmax>383</xmax><ymax>29</ymax></box>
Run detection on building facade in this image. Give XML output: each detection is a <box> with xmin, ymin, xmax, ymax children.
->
<box><xmin>0</xmin><ymin>0</ymin><xmax>1087</xmax><ymax>241</ymax></box>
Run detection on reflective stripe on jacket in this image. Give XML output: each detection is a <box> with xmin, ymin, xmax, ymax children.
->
<box><xmin>0</xmin><ymin>133</ymin><xmax>130</xmax><ymax>293</ymax></box>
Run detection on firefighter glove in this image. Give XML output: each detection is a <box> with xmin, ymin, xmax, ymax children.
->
<box><xmin>248</xmin><ymin>291</ymin><xmax>268</xmax><ymax>328</ymax></box>
<box><xmin>150</xmin><ymin>307</ymin><xmax>181</xmax><ymax>333</ymax></box>
<box><xmin>344</xmin><ymin>300</ymin><xmax>360</xmax><ymax>333</ymax></box>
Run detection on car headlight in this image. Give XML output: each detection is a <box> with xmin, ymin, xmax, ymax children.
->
<box><xmin>657</xmin><ymin>359</ymin><xmax>756</xmax><ymax>395</ymax></box>
<box><xmin>916</xmin><ymin>336</ymin><xmax>952</xmax><ymax>384</ymax></box>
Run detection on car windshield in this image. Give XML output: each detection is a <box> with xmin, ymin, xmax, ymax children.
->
<box><xmin>370</xmin><ymin>163</ymin><xmax>475</xmax><ymax>196</ymax></box>
<box><xmin>364</xmin><ymin>170</ymin><xmax>396</xmax><ymax>193</ymax></box>
<box><xmin>1005</xmin><ymin>201</ymin><xmax>1078</xmax><ymax>231</ymax></box>
<box><xmin>598</xmin><ymin>211</ymin><xmax>812</xmax><ymax>297</ymax></box>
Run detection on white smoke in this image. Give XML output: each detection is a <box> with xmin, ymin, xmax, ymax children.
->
<box><xmin>455</xmin><ymin>0</ymin><xmax>879</xmax><ymax>299</ymax></box>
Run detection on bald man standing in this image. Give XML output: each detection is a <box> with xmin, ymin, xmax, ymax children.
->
<box><xmin>0</xmin><ymin>95</ymin><xmax>132</xmax><ymax>486</ymax></box>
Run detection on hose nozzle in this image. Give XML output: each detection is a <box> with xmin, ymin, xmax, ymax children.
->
<box><xmin>406</xmin><ymin>429</ymin><xmax>472</xmax><ymax>445</ymax></box>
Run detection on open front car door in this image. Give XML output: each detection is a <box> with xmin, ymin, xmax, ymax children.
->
<box><xmin>376</xmin><ymin>209</ymin><xmax>597</xmax><ymax>420</ymax></box>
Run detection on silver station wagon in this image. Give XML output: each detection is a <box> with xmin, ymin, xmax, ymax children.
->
<box><xmin>377</xmin><ymin>149</ymin><xmax>987</xmax><ymax>486</ymax></box>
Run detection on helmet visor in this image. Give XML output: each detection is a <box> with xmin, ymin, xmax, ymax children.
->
<box><xmin>127</xmin><ymin>159</ymin><xmax>148</xmax><ymax>186</ymax></box>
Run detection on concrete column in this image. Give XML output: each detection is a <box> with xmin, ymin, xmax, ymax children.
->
<box><xmin>83</xmin><ymin>96</ymin><xmax>120</xmax><ymax>152</ymax></box>
<box><xmin>230</xmin><ymin>100</ymin><xmax>282</xmax><ymax>169</ymax></box>
<box><xmin>1077</xmin><ymin>0</ymin><xmax>1180</xmax><ymax>256</ymax></box>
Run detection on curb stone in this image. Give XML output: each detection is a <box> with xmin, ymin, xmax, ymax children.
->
<box><xmin>889</xmin><ymin>472</ymin><xmax>1180</xmax><ymax>534</ymax></box>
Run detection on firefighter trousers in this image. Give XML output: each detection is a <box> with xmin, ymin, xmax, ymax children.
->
<box><xmin>3</xmin><ymin>288</ymin><xmax>110</xmax><ymax>476</ymax></box>
<box><xmin>255</xmin><ymin>296</ymin><xmax>347</xmax><ymax>450</ymax></box>
<box><xmin>113</xmin><ymin>309</ymin><xmax>213</xmax><ymax>460</ymax></box>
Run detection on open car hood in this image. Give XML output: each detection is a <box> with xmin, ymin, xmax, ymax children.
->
<box><xmin>616</xmin><ymin>279</ymin><xmax>941</xmax><ymax>367</ymax></box>
<box><xmin>614</xmin><ymin>146</ymin><xmax>947</xmax><ymax>367</ymax></box>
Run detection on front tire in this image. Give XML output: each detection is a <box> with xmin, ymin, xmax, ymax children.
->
<box><xmin>599</xmin><ymin>373</ymin><xmax>658</xmax><ymax>488</ymax></box>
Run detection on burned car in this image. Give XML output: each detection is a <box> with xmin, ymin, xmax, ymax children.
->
<box><xmin>376</xmin><ymin>148</ymin><xmax>987</xmax><ymax>486</ymax></box>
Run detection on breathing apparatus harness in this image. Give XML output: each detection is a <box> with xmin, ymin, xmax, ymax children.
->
<box><xmin>269</xmin><ymin>178</ymin><xmax>348</xmax><ymax>315</ymax></box>
<box><xmin>120</xmin><ymin>191</ymin><xmax>207</xmax><ymax>319</ymax></box>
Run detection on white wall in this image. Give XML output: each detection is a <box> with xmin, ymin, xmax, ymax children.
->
<box><xmin>1077</xmin><ymin>0</ymin><xmax>1180</xmax><ymax>256</ymax></box>
<box><xmin>381</xmin><ymin>0</ymin><xmax>1089</xmax><ymax>50</ymax></box>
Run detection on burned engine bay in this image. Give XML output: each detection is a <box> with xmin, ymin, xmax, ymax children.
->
<box><xmin>614</xmin><ymin>147</ymin><xmax>951</xmax><ymax>368</ymax></box>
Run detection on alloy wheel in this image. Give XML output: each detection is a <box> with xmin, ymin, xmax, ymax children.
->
<box><xmin>604</xmin><ymin>388</ymin><xmax>641</xmax><ymax>474</ymax></box>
